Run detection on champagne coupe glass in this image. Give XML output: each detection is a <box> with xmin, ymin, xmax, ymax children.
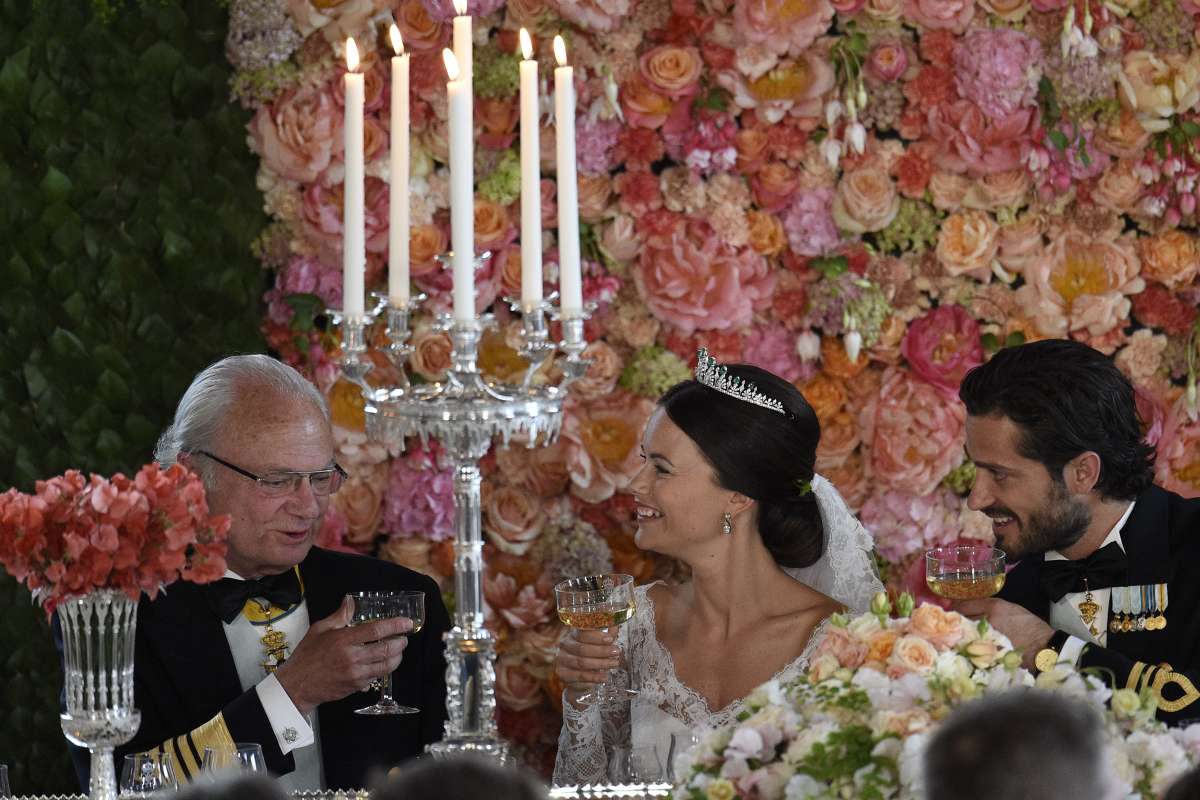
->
<box><xmin>200</xmin><ymin>743</ymin><xmax>265</xmax><ymax>776</ymax></box>
<box><xmin>925</xmin><ymin>545</ymin><xmax>1007</xmax><ymax>600</ymax></box>
<box><xmin>630</xmin><ymin>745</ymin><xmax>664</xmax><ymax>782</ymax></box>
<box><xmin>554</xmin><ymin>573</ymin><xmax>636</xmax><ymax>705</ymax></box>
<box><xmin>119</xmin><ymin>752</ymin><xmax>176</xmax><ymax>796</ymax></box>
<box><xmin>667</xmin><ymin>731</ymin><xmax>701</xmax><ymax>782</ymax></box>
<box><xmin>350</xmin><ymin>590</ymin><xmax>425</xmax><ymax>715</ymax></box>
<box><xmin>0</xmin><ymin>764</ymin><xmax>12</xmax><ymax>798</ymax></box>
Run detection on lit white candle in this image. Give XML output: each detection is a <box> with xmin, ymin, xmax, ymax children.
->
<box><xmin>444</xmin><ymin>49</ymin><xmax>475</xmax><ymax>322</ymax></box>
<box><xmin>343</xmin><ymin>37</ymin><xmax>365</xmax><ymax>320</ymax></box>
<box><xmin>388</xmin><ymin>25</ymin><xmax>410</xmax><ymax>306</ymax></box>
<box><xmin>553</xmin><ymin>35</ymin><xmax>582</xmax><ymax>317</ymax></box>
<box><xmin>518</xmin><ymin>29</ymin><xmax>542</xmax><ymax>311</ymax></box>
<box><xmin>452</xmin><ymin>0</ymin><xmax>473</xmax><ymax>175</ymax></box>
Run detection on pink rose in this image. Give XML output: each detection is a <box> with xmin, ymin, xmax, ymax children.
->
<box><xmin>562</xmin><ymin>392</ymin><xmax>655</xmax><ymax>503</ymax></box>
<box><xmin>635</xmin><ymin>217</ymin><xmax>775</xmax><ymax>334</ymax></box>
<box><xmin>1015</xmin><ymin>229</ymin><xmax>1145</xmax><ymax>337</ymax></box>
<box><xmin>331</xmin><ymin>461</ymin><xmax>389</xmax><ymax>549</ymax></box>
<box><xmin>573</xmin><ymin>341</ymin><xmax>625</xmax><ymax>401</ymax></box>
<box><xmin>887</xmin><ymin>635</ymin><xmax>939</xmax><ymax>677</ymax></box>
<box><xmin>484</xmin><ymin>569</ymin><xmax>518</xmax><ymax>610</ymax></box>
<box><xmin>867</xmin><ymin>41</ymin><xmax>909</xmax><ymax>82</ymax></box>
<box><xmin>639</xmin><ymin>45</ymin><xmax>704</xmax><ymax>99</ymax></box>
<box><xmin>927</xmin><ymin>101</ymin><xmax>1038</xmax><ymax>177</ymax></box>
<box><xmin>870</xmin><ymin>367</ymin><xmax>966</xmax><ymax>496</ymax></box>
<box><xmin>904</xmin><ymin>0</ymin><xmax>974</xmax><ymax>31</ymax></box>
<box><xmin>483</xmin><ymin>483</ymin><xmax>545</xmax><ymax>556</ymax></box>
<box><xmin>495</xmin><ymin>654</ymin><xmax>544</xmax><ymax>711</ymax></box>
<box><xmin>409</xmin><ymin>327</ymin><xmax>453</xmax><ymax>381</ymax></box>
<box><xmin>250</xmin><ymin>84</ymin><xmax>341</xmax><ymax>183</ymax></box>
<box><xmin>300</xmin><ymin>176</ymin><xmax>390</xmax><ymax>258</ymax></box>
<box><xmin>901</xmin><ymin>305</ymin><xmax>984</xmax><ymax>395</ymax></box>
<box><xmin>733</xmin><ymin>0</ymin><xmax>835</xmax><ymax>56</ymax></box>
<box><xmin>812</xmin><ymin>625</ymin><xmax>869</xmax><ymax>668</ymax></box>
<box><xmin>833</xmin><ymin>165</ymin><xmax>901</xmax><ymax>234</ymax></box>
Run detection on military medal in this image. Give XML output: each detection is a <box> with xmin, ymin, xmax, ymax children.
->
<box><xmin>1077</xmin><ymin>578</ymin><xmax>1101</xmax><ymax>637</ymax></box>
<box><xmin>1110</xmin><ymin>586</ymin><xmax>1128</xmax><ymax>635</ymax></box>
<box><xmin>1145</xmin><ymin>584</ymin><xmax>1168</xmax><ymax>631</ymax></box>
<box><xmin>247</xmin><ymin>598</ymin><xmax>294</xmax><ymax>675</ymax></box>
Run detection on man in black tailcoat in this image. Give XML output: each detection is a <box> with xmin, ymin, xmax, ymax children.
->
<box><xmin>955</xmin><ymin>339</ymin><xmax>1200</xmax><ymax>724</ymax></box>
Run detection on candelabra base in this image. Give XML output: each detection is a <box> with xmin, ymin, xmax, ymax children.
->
<box><xmin>427</xmin><ymin>736</ymin><xmax>511</xmax><ymax>763</ymax></box>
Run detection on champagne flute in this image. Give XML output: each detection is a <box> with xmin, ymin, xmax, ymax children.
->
<box><xmin>350</xmin><ymin>590</ymin><xmax>425</xmax><ymax>715</ymax></box>
<box><xmin>119</xmin><ymin>752</ymin><xmax>176</xmax><ymax>796</ymax></box>
<box><xmin>0</xmin><ymin>764</ymin><xmax>11</xmax><ymax>798</ymax></box>
<box><xmin>200</xmin><ymin>743</ymin><xmax>265</xmax><ymax>776</ymax></box>
<box><xmin>926</xmin><ymin>545</ymin><xmax>1007</xmax><ymax>600</ymax></box>
<box><xmin>554</xmin><ymin>573</ymin><xmax>636</xmax><ymax>705</ymax></box>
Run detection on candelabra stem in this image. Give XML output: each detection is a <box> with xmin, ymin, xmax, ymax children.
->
<box><xmin>89</xmin><ymin>746</ymin><xmax>118</xmax><ymax>800</ymax></box>
<box><xmin>453</xmin><ymin>459</ymin><xmax>485</xmax><ymax>636</ymax></box>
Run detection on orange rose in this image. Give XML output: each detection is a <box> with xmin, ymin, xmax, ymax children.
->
<box><xmin>746</xmin><ymin>210</ymin><xmax>787</xmax><ymax>256</ymax></box>
<box><xmin>394</xmin><ymin>0</ymin><xmax>446</xmax><ymax>52</ymax></box>
<box><xmin>833</xmin><ymin>165</ymin><xmax>900</xmax><ymax>234</ymax></box>
<box><xmin>799</xmin><ymin>373</ymin><xmax>848</xmax><ymax>422</ymax></box>
<box><xmin>573</xmin><ymin>341</ymin><xmax>624</xmax><ymax>401</ymax></box>
<box><xmin>937</xmin><ymin>210</ymin><xmax>1000</xmax><ymax>279</ymax></box>
<box><xmin>620</xmin><ymin>77</ymin><xmax>673</xmax><ymax>129</ymax></box>
<box><xmin>887</xmin><ymin>635</ymin><xmax>938</xmax><ymax>677</ymax></box>
<box><xmin>329</xmin><ymin>378</ymin><xmax>366</xmax><ymax>431</ymax></box>
<box><xmin>821</xmin><ymin>336</ymin><xmax>869</xmax><ymax>380</ymax></box>
<box><xmin>478</xmin><ymin>97</ymin><xmax>519</xmax><ymax>139</ymax></box>
<box><xmin>409</xmin><ymin>223</ymin><xmax>447</xmax><ymax>277</ymax></box>
<box><xmin>475</xmin><ymin>199</ymin><xmax>514</xmax><ymax>251</ymax></box>
<box><xmin>865</xmin><ymin>629</ymin><xmax>900</xmax><ymax>664</ymax></box>
<box><xmin>639</xmin><ymin>45</ymin><xmax>703</xmax><ymax>98</ymax></box>
<box><xmin>908</xmin><ymin>604</ymin><xmax>967</xmax><ymax>649</ymax></box>
<box><xmin>736</xmin><ymin>127</ymin><xmax>771</xmax><ymax>174</ymax></box>
<box><xmin>1139</xmin><ymin>229</ymin><xmax>1200</xmax><ymax>289</ymax></box>
<box><xmin>578</xmin><ymin>173</ymin><xmax>613</xmax><ymax>222</ymax></box>
<box><xmin>816</xmin><ymin>410</ymin><xmax>860</xmax><ymax>470</ymax></box>
<box><xmin>410</xmin><ymin>327</ymin><xmax>453</xmax><ymax>381</ymax></box>
<box><xmin>823</xmin><ymin>452</ymin><xmax>868</xmax><ymax>512</ymax></box>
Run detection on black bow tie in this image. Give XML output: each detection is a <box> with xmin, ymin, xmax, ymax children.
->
<box><xmin>209</xmin><ymin>569</ymin><xmax>302</xmax><ymax>624</ymax></box>
<box><xmin>1038</xmin><ymin>542</ymin><xmax>1128</xmax><ymax>603</ymax></box>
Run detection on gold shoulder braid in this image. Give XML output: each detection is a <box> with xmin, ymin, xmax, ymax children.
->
<box><xmin>241</xmin><ymin>567</ymin><xmax>305</xmax><ymax>675</ymax></box>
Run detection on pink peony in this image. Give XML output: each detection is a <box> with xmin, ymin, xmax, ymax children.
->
<box><xmin>783</xmin><ymin>187</ymin><xmax>843</xmax><ymax>257</ymax></box>
<box><xmin>634</xmin><ymin>217</ymin><xmax>775</xmax><ymax>334</ymax></box>
<box><xmin>904</xmin><ymin>0</ymin><xmax>974</xmax><ymax>31</ymax></box>
<box><xmin>495</xmin><ymin>654</ymin><xmax>545</xmax><ymax>711</ymax></box>
<box><xmin>562</xmin><ymin>393</ymin><xmax>655</xmax><ymax>504</ymax></box>
<box><xmin>1155</xmin><ymin>398</ymin><xmax>1200</xmax><ymax>499</ymax></box>
<box><xmin>733</xmin><ymin>0</ymin><xmax>836</xmax><ymax>57</ymax></box>
<box><xmin>384</xmin><ymin>446</ymin><xmax>456</xmax><ymax>541</ymax></box>
<box><xmin>717</xmin><ymin>52</ymin><xmax>835</xmax><ymax>124</ymax></box>
<box><xmin>250</xmin><ymin>83</ymin><xmax>341</xmax><ymax>184</ymax></box>
<box><xmin>576</xmin><ymin>117</ymin><xmax>623</xmax><ymax>175</ymax></box>
<box><xmin>869</xmin><ymin>367</ymin><xmax>966</xmax><ymax>496</ymax></box>
<box><xmin>742</xmin><ymin>324</ymin><xmax>811</xmax><ymax>382</ymax></box>
<box><xmin>860</xmin><ymin>488</ymin><xmax>981</xmax><ymax>563</ymax></box>
<box><xmin>551</xmin><ymin>0</ymin><xmax>631</xmax><ymax>31</ymax></box>
<box><xmin>952</xmin><ymin>29</ymin><xmax>1042</xmax><ymax>122</ymax></box>
<box><xmin>900</xmin><ymin>305</ymin><xmax>984</xmax><ymax>395</ymax></box>
<box><xmin>927</xmin><ymin>101</ymin><xmax>1038</xmax><ymax>177</ymax></box>
<box><xmin>300</xmin><ymin>177</ymin><xmax>390</xmax><ymax>258</ymax></box>
<box><xmin>1015</xmin><ymin>229</ymin><xmax>1145</xmax><ymax>338</ymax></box>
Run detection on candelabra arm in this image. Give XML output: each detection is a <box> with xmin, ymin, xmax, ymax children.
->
<box><xmin>557</xmin><ymin>313</ymin><xmax>594</xmax><ymax>387</ymax></box>
<box><xmin>512</xmin><ymin>300</ymin><xmax>556</xmax><ymax>390</ymax></box>
<box><xmin>328</xmin><ymin>309</ymin><xmax>376</xmax><ymax>397</ymax></box>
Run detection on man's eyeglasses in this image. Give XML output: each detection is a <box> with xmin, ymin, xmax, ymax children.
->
<box><xmin>195</xmin><ymin>450</ymin><xmax>347</xmax><ymax>497</ymax></box>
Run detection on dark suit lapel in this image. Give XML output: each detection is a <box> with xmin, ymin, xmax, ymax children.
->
<box><xmin>1105</xmin><ymin>488</ymin><xmax>1171</xmax><ymax>664</ymax></box>
<box><xmin>299</xmin><ymin>546</ymin><xmax>345</xmax><ymax>623</ymax></box>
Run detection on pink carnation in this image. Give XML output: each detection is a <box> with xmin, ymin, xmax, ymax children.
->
<box><xmin>870</xmin><ymin>367</ymin><xmax>967</xmax><ymax>496</ymax></box>
<box><xmin>742</xmin><ymin>324</ymin><xmax>812</xmax><ymax>382</ymax></box>
<box><xmin>952</xmin><ymin>29</ymin><xmax>1042</xmax><ymax>122</ymax></box>
<box><xmin>860</xmin><ymin>488</ymin><xmax>975</xmax><ymax>563</ymax></box>
<box><xmin>384</xmin><ymin>446</ymin><xmax>456</xmax><ymax>541</ymax></box>
<box><xmin>634</xmin><ymin>216</ymin><xmax>775</xmax><ymax>333</ymax></box>
<box><xmin>927</xmin><ymin>101</ymin><xmax>1038</xmax><ymax>177</ymax></box>
<box><xmin>783</xmin><ymin>187</ymin><xmax>843</xmax><ymax>257</ymax></box>
<box><xmin>900</xmin><ymin>305</ymin><xmax>984</xmax><ymax>395</ymax></box>
<box><xmin>576</xmin><ymin>117</ymin><xmax>623</xmax><ymax>175</ymax></box>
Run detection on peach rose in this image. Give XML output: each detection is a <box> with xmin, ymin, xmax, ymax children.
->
<box><xmin>876</xmin><ymin>707</ymin><xmax>934</xmax><ymax>737</ymax></box>
<box><xmin>1094</xmin><ymin>160</ymin><xmax>1145</xmax><ymax>214</ymax></box>
<box><xmin>505</xmin><ymin>0</ymin><xmax>548</xmax><ymax>25</ymax></box>
<box><xmin>928</xmin><ymin>170</ymin><xmax>971</xmax><ymax>212</ymax></box>
<box><xmin>1139</xmin><ymin>229</ymin><xmax>1200</xmax><ymax>290</ymax></box>
<box><xmin>409</xmin><ymin>223</ymin><xmax>448</xmax><ymax>277</ymax></box>
<box><xmin>331</xmin><ymin>461</ymin><xmax>388</xmax><ymax>548</ymax></box>
<box><xmin>816</xmin><ymin>410</ymin><xmax>860</xmax><ymax>470</ymax></box>
<box><xmin>563</xmin><ymin>393</ymin><xmax>655</xmax><ymax>503</ymax></box>
<box><xmin>578</xmin><ymin>174</ymin><xmax>613</xmax><ymax>222</ymax></box>
<box><xmin>904</xmin><ymin>0</ymin><xmax>974</xmax><ymax>31</ymax></box>
<box><xmin>394</xmin><ymin>0</ymin><xmax>448</xmax><ymax>52</ymax></box>
<box><xmin>808</xmin><ymin>653</ymin><xmax>841</xmax><ymax>681</ymax></box>
<box><xmin>962</xmin><ymin>170</ymin><xmax>1030</xmax><ymax>211</ymax></box>
<box><xmin>410</xmin><ymin>327</ymin><xmax>453</xmax><ymax>380</ymax></box>
<box><xmin>495</xmin><ymin>438</ymin><xmax>571</xmax><ymax>498</ymax></box>
<box><xmin>996</xmin><ymin>216</ymin><xmax>1044</xmax><ymax>276</ymax></box>
<box><xmin>963</xmin><ymin>636</ymin><xmax>1005</xmax><ymax>669</ymax></box>
<box><xmin>639</xmin><ymin>45</ymin><xmax>703</xmax><ymax>99</ymax></box>
<box><xmin>799</xmin><ymin>373</ymin><xmax>848</xmax><ymax>422</ymax></box>
<box><xmin>599</xmin><ymin>214</ymin><xmax>641</xmax><ymax>263</ymax></box>
<box><xmin>478</xmin><ymin>97</ymin><xmax>519</xmax><ymax>148</ymax></box>
<box><xmin>621</xmin><ymin>77</ymin><xmax>673</xmax><ymax>129</ymax></box>
<box><xmin>812</xmin><ymin>625</ymin><xmax>869</xmax><ymax>668</ymax></box>
<box><xmin>736</xmin><ymin>128</ymin><xmax>771</xmax><ymax>174</ymax></box>
<box><xmin>936</xmin><ymin>210</ymin><xmax>1000</xmax><ymax>280</ymax></box>
<box><xmin>1118</xmin><ymin>51</ymin><xmax>1200</xmax><ymax>133</ymax></box>
<box><xmin>746</xmin><ymin>209</ymin><xmax>787</xmax><ymax>256</ymax></box>
<box><xmin>573</xmin><ymin>341</ymin><xmax>624</xmax><ymax>401</ymax></box>
<box><xmin>495</xmin><ymin>654</ymin><xmax>544</xmax><ymax>711</ymax></box>
<box><xmin>475</xmin><ymin>199</ymin><xmax>516</xmax><ymax>251</ymax></box>
<box><xmin>833</xmin><ymin>166</ymin><xmax>900</xmax><ymax>234</ymax></box>
<box><xmin>483</xmin><ymin>483</ymin><xmax>545</xmax><ymax>555</ymax></box>
<box><xmin>1096</xmin><ymin>109</ymin><xmax>1153</xmax><ymax>159</ymax></box>
<box><xmin>752</xmin><ymin>162</ymin><xmax>799</xmax><ymax>212</ymax></box>
<box><xmin>251</xmin><ymin>84</ymin><xmax>340</xmax><ymax>183</ymax></box>
<box><xmin>887</xmin><ymin>634</ymin><xmax>939</xmax><ymax>677</ymax></box>
<box><xmin>865</xmin><ymin>0</ymin><xmax>905</xmax><ymax>20</ymax></box>
<box><xmin>871</xmin><ymin>367</ymin><xmax>966</xmax><ymax>496</ymax></box>
<box><xmin>908</xmin><ymin>604</ymin><xmax>967</xmax><ymax>649</ymax></box>
<box><xmin>978</xmin><ymin>0</ymin><xmax>1029</xmax><ymax>19</ymax></box>
<box><xmin>865</xmin><ymin>629</ymin><xmax>900</xmax><ymax>665</ymax></box>
<box><xmin>1016</xmin><ymin>229</ymin><xmax>1145</xmax><ymax>337</ymax></box>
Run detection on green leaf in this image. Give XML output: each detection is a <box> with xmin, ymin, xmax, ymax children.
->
<box><xmin>811</xmin><ymin>255</ymin><xmax>850</xmax><ymax>278</ymax></box>
<box><xmin>47</xmin><ymin>327</ymin><xmax>86</xmax><ymax>359</ymax></box>
<box><xmin>0</xmin><ymin>46</ymin><xmax>31</xmax><ymax>105</ymax></box>
<box><xmin>96</xmin><ymin>368</ymin><xmax>130</xmax><ymax>406</ymax></box>
<box><xmin>1047</xmin><ymin>130</ymin><xmax>1069</xmax><ymax>151</ymax></box>
<box><xmin>39</xmin><ymin>166</ymin><xmax>73</xmax><ymax>203</ymax></box>
<box><xmin>284</xmin><ymin>292</ymin><xmax>324</xmax><ymax>333</ymax></box>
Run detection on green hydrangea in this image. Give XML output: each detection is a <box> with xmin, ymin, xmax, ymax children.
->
<box><xmin>872</xmin><ymin>198</ymin><xmax>942</xmax><ymax>255</ymax></box>
<box><xmin>844</xmin><ymin>280</ymin><xmax>892</xmax><ymax>347</ymax></box>
<box><xmin>231</xmin><ymin>61</ymin><xmax>301</xmax><ymax>108</ymax></box>
<box><xmin>618</xmin><ymin>346</ymin><xmax>692</xmax><ymax>399</ymax></box>
<box><xmin>474</xmin><ymin>48</ymin><xmax>521</xmax><ymax>100</ymax></box>
<box><xmin>942</xmin><ymin>460</ymin><xmax>977</xmax><ymax>495</ymax></box>
<box><xmin>478</xmin><ymin>149</ymin><xmax>522</xmax><ymax>206</ymax></box>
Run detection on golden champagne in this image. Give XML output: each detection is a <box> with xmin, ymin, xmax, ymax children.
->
<box><xmin>558</xmin><ymin>604</ymin><xmax>636</xmax><ymax>629</ymax></box>
<box><xmin>927</xmin><ymin>572</ymin><xmax>1006</xmax><ymax>600</ymax></box>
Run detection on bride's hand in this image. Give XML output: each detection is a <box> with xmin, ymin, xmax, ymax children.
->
<box><xmin>555</xmin><ymin>627</ymin><xmax>621</xmax><ymax>687</ymax></box>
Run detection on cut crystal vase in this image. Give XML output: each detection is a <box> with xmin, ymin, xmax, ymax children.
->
<box><xmin>57</xmin><ymin>589</ymin><xmax>141</xmax><ymax>800</ymax></box>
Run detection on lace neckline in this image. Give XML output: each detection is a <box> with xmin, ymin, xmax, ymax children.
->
<box><xmin>637</xmin><ymin>583</ymin><xmax>830</xmax><ymax>721</ymax></box>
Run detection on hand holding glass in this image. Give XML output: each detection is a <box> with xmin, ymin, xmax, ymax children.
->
<box><xmin>555</xmin><ymin>573</ymin><xmax>636</xmax><ymax>705</ymax></box>
<box><xmin>349</xmin><ymin>590</ymin><xmax>425</xmax><ymax>715</ymax></box>
<box><xmin>925</xmin><ymin>545</ymin><xmax>1006</xmax><ymax>600</ymax></box>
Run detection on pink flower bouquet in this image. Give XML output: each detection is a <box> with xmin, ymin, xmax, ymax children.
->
<box><xmin>0</xmin><ymin>464</ymin><xmax>231</xmax><ymax>616</ymax></box>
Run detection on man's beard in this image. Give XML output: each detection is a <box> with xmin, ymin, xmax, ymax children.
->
<box><xmin>990</xmin><ymin>480</ymin><xmax>1091</xmax><ymax>561</ymax></box>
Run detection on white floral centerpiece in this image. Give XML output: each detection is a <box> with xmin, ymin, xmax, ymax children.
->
<box><xmin>673</xmin><ymin>594</ymin><xmax>1200</xmax><ymax>800</ymax></box>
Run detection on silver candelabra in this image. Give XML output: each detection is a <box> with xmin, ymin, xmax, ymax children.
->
<box><xmin>331</xmin><ymin>279</ymin><xmax>591</xmax><ymax>761</ymax></box>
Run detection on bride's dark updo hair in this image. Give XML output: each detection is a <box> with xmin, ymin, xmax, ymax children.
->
<box><xmin>659</xmin><ymin>364</ymin><xmax>824</xmax><ymax>568</ymax></box>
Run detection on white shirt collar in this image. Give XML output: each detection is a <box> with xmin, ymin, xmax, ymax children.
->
<box><xmin>1044</xmin><ymin>500</ymin><xmax>1135</xmax><ymax>562</ymax></box>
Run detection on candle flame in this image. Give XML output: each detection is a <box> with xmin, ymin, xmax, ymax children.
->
<box><xmin>520</xmin><ymin>28</ymin><xmax>533</xmax><ymax>61</ymax></box>
<box><xmin>553</xmin><ymin>35</ymin><xmax>567</xmax><ymax>67</ymax></box>
<box><xmin>453</xmin><ymin>0</ymin><xmax>468</xmax><ymax>14</ymax></box>
<box><xmin>389</xmin><ymin>24</ymin><xmax>404</xmax><ymax>55</ymax></box>
<box><xmin>443</xmin><ymin>48</ymin><xmax>460</xmax><ymax>82</ymax></box>
<box><xmin>346</xmin><ymin>37</ymin><xmax>360</xmax><ymax>72</ymax></box>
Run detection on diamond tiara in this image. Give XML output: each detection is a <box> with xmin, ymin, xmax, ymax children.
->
<box><xmin>693</xmin><ymin>347</ymin><xmax>785</xmax><ymax>415</ymax></box>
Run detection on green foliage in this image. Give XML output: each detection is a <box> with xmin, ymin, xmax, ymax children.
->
<box><xmin>0</xmin><ymin>0</ymin><xmax>266</xmax><ymax>791</ymax></box>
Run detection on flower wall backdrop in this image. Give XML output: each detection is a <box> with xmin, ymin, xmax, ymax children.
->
<box><xmin>228</xmin><ymin>0</ymin><xmax>1200</xmax><ymax>772</ymax></box>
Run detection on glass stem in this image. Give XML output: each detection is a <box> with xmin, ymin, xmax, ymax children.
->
<box><xmin>381</xmin><ymin>670</ymin><xmax>395</xmax><ymax>704</ymax></box>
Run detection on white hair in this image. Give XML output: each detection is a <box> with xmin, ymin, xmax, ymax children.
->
<box><xmin>155</xmin><ymin>355</ymin><xmax>329</xmax><ymax>481</ymax></box>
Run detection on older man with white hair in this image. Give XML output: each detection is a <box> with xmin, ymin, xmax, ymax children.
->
<box><xmin>65</xmin><ymin>354</ymin><xmax>449</xmax><ymax>790</ymax></box>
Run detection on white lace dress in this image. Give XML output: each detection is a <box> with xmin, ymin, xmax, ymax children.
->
<box><xmin>552</xmin><ymin>582</ymin><xmax>830</xmax><ymax>785</ymax></box>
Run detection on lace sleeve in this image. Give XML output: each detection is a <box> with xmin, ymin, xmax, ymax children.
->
<box><xmin>552</xmin><ymin>590</ymin><xmax>645</xmax><ymax>786</ymax></box>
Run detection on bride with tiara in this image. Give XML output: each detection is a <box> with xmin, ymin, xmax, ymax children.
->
<box><xmin>552</xmin><ymin>349</ymin><xmax>883</xmax><ymax>785</ymax></box>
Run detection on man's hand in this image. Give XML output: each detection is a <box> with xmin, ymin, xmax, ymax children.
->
<box><xmin>275</xmin><ymin>596</ymin><xmax>413</xmax><ymax>716</ymax></box>
<box><xmin>954</xmin><ymin>597</ymin><xmax>1055</xmax><ymax>670</ymax></box>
